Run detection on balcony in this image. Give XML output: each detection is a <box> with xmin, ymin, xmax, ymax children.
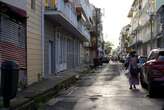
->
<box><xmin>75</xmin><ymin>0</ymin><xmax>83</xmax><ymax>13</ymax></box>
<box><xmin>74</xmin><ymin>0</ymin><xmax>91</xmax><ymax>21</ymax></box>
<box><xmin>78</xmin><ymin>22</ymin><xmax>90</xmax><ymax>40</ymax></box>
<box><xmin>44</xmin><ymin>0</ymin><xmax>90</xmax><ymax>41</ymax></box>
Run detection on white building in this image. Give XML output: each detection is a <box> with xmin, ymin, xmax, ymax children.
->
<box><xmin>128</xmin><ymin>0</ymin><xmax>164</xmax><ymax>56</ymax></box>
<box><xmin>43</xmin><ymin>0</ymin><xmax>93</xmax><ymax>77</ymax></box>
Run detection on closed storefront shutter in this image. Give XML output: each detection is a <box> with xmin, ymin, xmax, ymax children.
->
<box><xmin>0</xmin><ymin>14</ymin><xmax>27</xmax><ymax>87</ymax></box>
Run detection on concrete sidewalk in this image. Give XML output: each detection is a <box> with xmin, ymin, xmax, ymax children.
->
<box><xmin>3</xmin><ymin>66</ymin><xmax>90</xmax><ymax>110</ymax></box>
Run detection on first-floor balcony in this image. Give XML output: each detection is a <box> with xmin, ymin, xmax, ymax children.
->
<box><xmin>44</xmin><ymin>0</ymin><xmax>90</xmax><ymax>41</ymax></box>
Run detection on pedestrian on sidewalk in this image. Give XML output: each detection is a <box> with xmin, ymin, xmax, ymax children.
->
<box><xmin>128</xmin><ymin>51</ymin><xmax>139</xmax><ymax>90</ymax></box>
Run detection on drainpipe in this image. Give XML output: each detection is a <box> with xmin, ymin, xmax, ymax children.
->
<box><xmin>41</xmin><ymin>0</ymin><xmax>45</xmax><ymax>78</ymax></box>
<box><xmin>150</xmin><ymin>14</ymin><xmax>153</xmax><ymax>50</ymax></box>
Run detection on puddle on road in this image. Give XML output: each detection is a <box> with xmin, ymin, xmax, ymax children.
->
<box><xmin>89</xmin><ymin>95</ymin><xmax>103</xmax><ymax>102</ymax></box>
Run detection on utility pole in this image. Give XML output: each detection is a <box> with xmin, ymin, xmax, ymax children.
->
<box><xmin>95</xmin><ymin>8</ymin><xmax>98</xmax><ymax>58</ymax></box>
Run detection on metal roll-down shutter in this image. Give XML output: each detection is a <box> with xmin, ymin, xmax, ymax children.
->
<box><xmin>0</xmin><ymin>14</ymin><xmax>27</xmax><ymax>87</ymax></box>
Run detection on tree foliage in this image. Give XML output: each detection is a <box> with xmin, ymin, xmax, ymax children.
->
<box><xmin>104</xmin><ymin>41</ymin><xmax>113</xmax><ymax>55</ymax></box>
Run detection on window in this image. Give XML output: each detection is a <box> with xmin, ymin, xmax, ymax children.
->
<box><xmin>148</xmin><ymin>52</ymin><xmax>158</xmax><ymax>60</ymax></box>
<box><xmin>31</xmin><ymin>0</ymin><xmax>36</xmax><ymax>10</ymax></box>
<box><xmin>158</xmin><ymin>52</ymin><xmax>164</xmax><ymax>61</ymax></box>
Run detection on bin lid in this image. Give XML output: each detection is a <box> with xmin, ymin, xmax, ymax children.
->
<box><xmin>1</xmin><ymin>60</ymin><xmax>19</xmax><ymax>70</ymax></box>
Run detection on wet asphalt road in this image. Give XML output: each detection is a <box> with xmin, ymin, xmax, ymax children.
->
<box><xmin>42</xmin><ymin>62</ymin><xmax>164</xmax><ymax>110</ymax></box>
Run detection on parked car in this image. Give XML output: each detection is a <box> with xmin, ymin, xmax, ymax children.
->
<box><xmin>140</xmin><ymin>49</ymin><xmax>164</xmax><ymax>96</ymax></box>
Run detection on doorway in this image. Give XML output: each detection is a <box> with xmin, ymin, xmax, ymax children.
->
<box><xmin>48</xmin><ymin>41</ymin><xmax>53</xmax><ymax>74</ymax></box>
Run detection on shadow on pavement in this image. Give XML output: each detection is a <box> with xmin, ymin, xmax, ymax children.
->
<box><xmin>104</xmin><ymin>64</ymin><xmax>121</xmax><ymax>81</ymax></box>
<box><xmin>77</xmin><ymin>63</ymin><xmax>122</xmax><ymax>87</ymax></box>
<box><xmin>130</xmin><ymin>89</ymin><xmax>146</xmax><ymax>97</ymax></box>
<box><xmin>46</xmin><ymin>100</ymin><xmax>78</xmax><ymax>110</ymax></box>
<box><xmin>144</xmin><ymin>89</ymin><xmax>164</xmax><ymax>110</ymax></box>
<box><xmin>147</xmin><ymin>90</ymin><xmax>164</xmax><ymax>99</ymax></box>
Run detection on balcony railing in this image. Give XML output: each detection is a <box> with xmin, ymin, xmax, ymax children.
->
<box><xmin>78</xmin><ymin>22</ymin><xmax>90</xmax><ymax>40</ymax></box>
<box><xmin>45</xmin><ymin>0</ymin><xmax>90</xmax><ymax>40</ymax></box>
<box><xmin>75</xmin><ymin>0</ymin><xmax>91</xmax><ymax>19</ymax></box>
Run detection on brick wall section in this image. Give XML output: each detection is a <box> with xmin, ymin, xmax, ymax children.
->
<box><xmin>0</xmin><ymin>42</ymin><xmax>26</xmax><ymax>68</ymax></box>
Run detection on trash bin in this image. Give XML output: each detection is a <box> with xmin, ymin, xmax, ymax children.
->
<box><xmin>1</xmin><ymin>61</ymin><xmax>19</xmax><ymax>108</ymax></box>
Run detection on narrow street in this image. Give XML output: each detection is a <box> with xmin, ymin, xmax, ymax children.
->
<box><xmin>41</xmin><ymin>63</ymin><xmax>164</xmax><ymax>110</ymax></box>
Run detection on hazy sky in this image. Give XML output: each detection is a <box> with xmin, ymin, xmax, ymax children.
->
<box><xmin>89</xmin><ymin>0</ymin><xmax>133</xmax><ymax>48</ymax></box>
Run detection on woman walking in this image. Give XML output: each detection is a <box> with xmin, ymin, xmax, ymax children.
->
<box><xmin>128</xmin><ymin>51</ymin><xmax>139</xmax><ymax>89</ymax></box>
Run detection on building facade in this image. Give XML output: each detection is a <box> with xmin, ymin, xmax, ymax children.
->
<box><xmin>44</xmin><ymin>0</ymin><xmax>92</xmax><ymax>76</ymax></box>
<box><xmin>156</xmin><ymin>4</ymin><xmax>164</xmax><ymax>48</ymax></box>
<box><xmin>0</xmin><ymin>0</ymin><xmax>27</xmax><ymax>87</ymax></box>
<box><xmin>0</xmin><ymin>0</ymin><xmax>43</xmax><ymax>86</ymax></box>
<box><xmin>27</xmin><ymin>0</ymin><xmax>43</xmax><ymax>84</ymax></box>
<box><xmin>89</xmin><ymin>7</ymin><xmax>104</xmax><ymax>64</ymax></box>
<box><xmin>0</xmin><ymin>0</ymin><xmax>99</xmax><ymax>87</ymax></box>
<box><xmin>119</xmin><ymin>24</ymin><xmax>131</xmax><ymax>56</ymax></box>
<box><xmin>128</xmin><ymin>0</ymin><xmax>164</xmax><ymax>56</ymax></box>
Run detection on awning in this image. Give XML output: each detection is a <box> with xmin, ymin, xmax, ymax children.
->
<box><xmin>0</xmin><ymin>1</ymin><xmax>27</xmax><ymax>18</ymax></box>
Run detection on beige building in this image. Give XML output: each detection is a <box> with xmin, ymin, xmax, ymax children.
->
<box><xmin>0</xmin><ymin>0</ymin><xmax>43</xmax><ymax>85</ymax></box>
<box><xmin>27</xmin><ymin>0</ymin><xmax>42</xmax><ymax>84</ymax></box>
<box><xmin>0</xmin><ymin>0</ymin><xmax>27</xmax><ymax>88</ymax></box>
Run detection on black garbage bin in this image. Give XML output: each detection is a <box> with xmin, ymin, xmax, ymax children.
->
<box><xmin>1</xmin><ymin>61</ymin><xmax>19</xmax><ymax>108</ymax></box>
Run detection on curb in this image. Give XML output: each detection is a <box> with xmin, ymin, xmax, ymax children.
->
<box><xmin>11</xmin><ymin>75</ymin><xmax>78</xmax><ymax>110</ymax></box>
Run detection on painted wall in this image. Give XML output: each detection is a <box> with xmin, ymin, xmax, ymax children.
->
<box><xmin>27</xmin><ymin>0</ymin><xmax>42</xmax><ymax>85</ymax></box>
<box><xmin>44</xmin><ymin>19</ymin><xmax>55</xmax><ymax>77</ymax></box>
<box><xmin>44</xmin><ymin>19</ymin><xmax>81</xmax><ymax>76</ymax></box>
